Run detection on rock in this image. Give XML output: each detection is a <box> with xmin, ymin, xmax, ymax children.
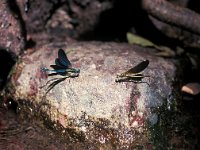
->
<box><xmin>4</xmin><ymin>42</ymin><xmax>177</xmax><ymax>148</ymax></box>
<box><xmin>15</xmin><ymin>0</ymin><xmax>113</xmax><ymax>44</ymax></box>
<box><xmin>0</xmin><ymin>0</ymin><xmax>26</xmax><ymax>55</ymax></box>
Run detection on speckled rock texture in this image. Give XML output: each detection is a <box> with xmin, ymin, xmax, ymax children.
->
<box><xmin>0</xmin><ymin>0</ymin><xmax>25</xmax><ymax>55</ymax></box>
<box><xmin>5</xmin><ymin>42</ymin><xmax>177</xmax><ymax>148</ymax></box>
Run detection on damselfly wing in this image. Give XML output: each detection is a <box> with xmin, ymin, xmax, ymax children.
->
<box><xmin>57</xmin><ymin>49</ymin><xmax>72</xmax><ymax>68</ymax></box>
<box><xmin>50</xmin><ymin>49</ymin><xmax>72</xmax><ymax>71</ymax></box>
<box><xmin>116</xmin><ymin>60</ymin><xmax>149</xmax><ymax>83</ymax></box>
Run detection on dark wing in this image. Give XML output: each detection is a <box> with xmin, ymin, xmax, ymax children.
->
<box><xmin>124</xmin><ymin>60</ymin><xmax>149</xmax><ymax>75</ymax></box>
<box><xmin>50</xmin><ymin>65</ymin><xmax>65</xmax><ymax>70</ymax></box>
<box><xmin>58</xmin><ymin>49</ymin><xmax>72</xmax><ymax>67</ymax></box>
<box><xmin>50</xmin><ymin>58</ymin><xmax>67</xmax><ymax>69</ymax></box>
<box><xmin>55</xmin><ymin>58</ymin><xmax>66</xmax><ymax>68</ymax></box>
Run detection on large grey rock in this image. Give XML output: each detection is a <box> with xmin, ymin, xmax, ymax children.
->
<box><xmin>5</xmin><ymin>42</ymin><xmax>177</xmax><ymax>148</ymax></box>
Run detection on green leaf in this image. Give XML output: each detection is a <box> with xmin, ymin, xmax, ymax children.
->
<box><xmin>127</xmin><ymin>32</ymin><xmax>155</xmax><ymax>47</ymax></box>
<box><xmin>127</xmin><ymin>32</ymin><xmax>176</xmax><ymax>57</ymax></box>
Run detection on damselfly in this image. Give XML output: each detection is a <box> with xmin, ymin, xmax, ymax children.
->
<box><xmin>116</xmin><ymin>60</ymin><xmax>149</xmax><ymax>83</ymax></box>
<box><xmin>41</xmin><ymin>49</ymin><xmax>80</xmax><ymax>77</ymax></box>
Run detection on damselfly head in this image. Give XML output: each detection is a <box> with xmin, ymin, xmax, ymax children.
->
<box><xmin>74</xmin><ymin>68</ymin><xmax>80</xmax><ymax>73</ymax></box>
<box><xmin>41</xmin><ymin>67</ymin><xmax>48</xmax><ymax>72</ymax></box>
<box><xmin>117</xmin><ymin>73</ymin><xmax>126</xmax><ymax>78</ymax></box>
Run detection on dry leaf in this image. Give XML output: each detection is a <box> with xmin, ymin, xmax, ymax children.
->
<box><xmin>181</xmin><ymin>83</ymin><xmax>200</xmax><ymax>95</ymax></box>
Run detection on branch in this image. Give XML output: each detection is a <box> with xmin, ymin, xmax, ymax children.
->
<box><xmin>142</xmin><ymin>0</ymin><xmax>200</xmax><ymax>35</ymax></box>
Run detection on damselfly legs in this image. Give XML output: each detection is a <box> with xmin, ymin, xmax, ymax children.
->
<box><xmin>41</xmin><ymin>49</ymin><xmax>80</xmax><ymax>93</ymax></box>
